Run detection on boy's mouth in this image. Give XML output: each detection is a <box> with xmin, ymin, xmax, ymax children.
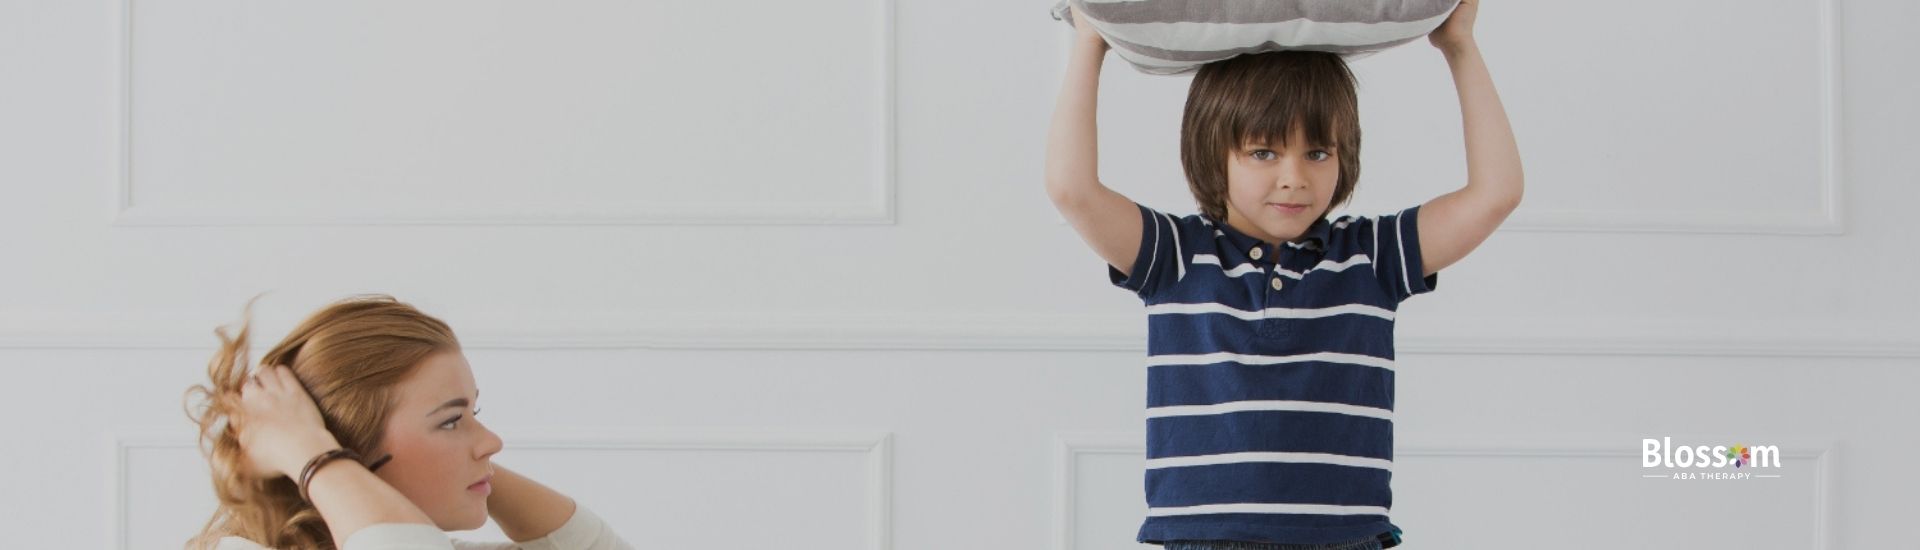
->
<box><xmin>1268</xmin><ymin>203</ymin><xmax>1310</xmax><ymax>215</ymax></box>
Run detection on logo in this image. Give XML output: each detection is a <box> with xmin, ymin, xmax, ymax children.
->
<box><xmin>1640</xmin><ymin>437</ymin><xmax>1782</xmax><ymax>480</ymax></box>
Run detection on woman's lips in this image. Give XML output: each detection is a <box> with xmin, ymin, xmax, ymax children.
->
<box><xmin>469</xmin><ymin>475</ymin><xmax>492</xmax><ymax>495</ymax></box>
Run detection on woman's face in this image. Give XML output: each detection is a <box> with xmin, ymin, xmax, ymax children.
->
<box><xmin>370</xmin><ymin>350</ymin><xmax>502</xmax><ymax>530</ymax></box>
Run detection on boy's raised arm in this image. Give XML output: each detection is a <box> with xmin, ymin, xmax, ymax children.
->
<box><xmin>1046</xmin><ymin>9</ymin><xmax>1147</xmax><ymax>276</ymax></box>
<box><xmin>1416</xmin><ymin>0</ymin><xmax>1525</xmax><ymax>277</ymax></box>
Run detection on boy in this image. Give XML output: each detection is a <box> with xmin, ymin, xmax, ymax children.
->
<box><xmin>1043</xmin><ymin>1</ymin><xmax>1521</xmax><ymax>548</ymax></box>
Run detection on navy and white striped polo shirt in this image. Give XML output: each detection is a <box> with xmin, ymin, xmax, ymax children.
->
<box><xmin>1108</xmin><ymin>202</ymin><xmax>1437</xmax><ymax>545</ymax></box>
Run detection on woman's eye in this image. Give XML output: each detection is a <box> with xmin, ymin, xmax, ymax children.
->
<box><xmin>439</xmin><ymin>408</ymin><xmax>481</xmax><ymax>430</ymax></box>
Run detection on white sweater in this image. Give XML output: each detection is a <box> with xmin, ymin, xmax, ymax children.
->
<box><xmin>213</xmin><ymin>506</ymin><xmax>631</xmax><ymax>550</ymax></box>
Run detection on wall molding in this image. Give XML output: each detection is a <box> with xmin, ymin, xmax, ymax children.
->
<box><xmin>1051</xmin><ymin>432</ymin><xmax>1144</xmax><ymax>550</ymax></box>
<box><xmin>1421</xmin><ymin>0</ymin><xmax>1849</xmax><ymax>236</ymax></box>
<box><xmin>1052</xmin><ymin>432</ymin><xmax>1837</xmax><ymax>550</ymax></box>
<box><xmin>10</xmin><ymin>312</ymin><xmax>1917</xmax><ymax>358</ymax></box>
<box><xmin>112</xmin><ymin>430</ymin><xmax>892</xmax><ymax>550</ymax></box>
<box><xmin>109</xmin><ymin>0</ymin><xmax>897</xmax><ymax>226</ymax></box>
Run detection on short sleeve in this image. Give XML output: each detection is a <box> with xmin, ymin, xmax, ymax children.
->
<box><xmin>219</xmin><ymin>529</ymin><xmax>452</xmax><ymax>550</ymax></box>
<box><xmin>451</xmin><ymin>506</ymin><xmax>633</xmax><ymax>550</ymax></box>
<box><xmin>340</xmin><ymin>524</ymin><xmax>457</xmax><ymax>550</ymax></box>
<box><xmin>1107</xmin><ymin>203</ymin><xmax>1193</xmax><ymax>300</ymax></box>
<box><xmin>1365</xmin><ymin>205</ymin><xmax>1439</xmax><ymax>304</ymax></box>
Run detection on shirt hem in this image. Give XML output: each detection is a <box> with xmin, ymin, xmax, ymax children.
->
<box><xmin>1138</xmin><ymin>517</ymin><xmax>1398</xmax><ymax>546</ymax></box>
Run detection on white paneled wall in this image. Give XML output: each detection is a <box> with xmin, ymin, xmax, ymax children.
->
<box><xmin>3</xmin><ymin>0</ymin><xmax>1916</xmax><ymax>548</ymax></box>
<box><xmin>118</xmin><ymin>0</ymin><xmax>895</xmax><ymax>226</ymax></box>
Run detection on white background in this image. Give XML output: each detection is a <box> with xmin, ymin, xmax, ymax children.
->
<box><xmin>2</xmin><ymin>0</ymin><xmax>1916</xmax><ymax>548</ymax></box>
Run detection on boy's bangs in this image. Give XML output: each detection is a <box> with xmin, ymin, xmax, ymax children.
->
<box><xmin>1233</xmin><ymin>83</ymin><xmax>1344</xmax><ymax>151</ymax></box>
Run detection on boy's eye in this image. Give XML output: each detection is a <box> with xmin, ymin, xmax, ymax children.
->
<box><xmin>1250</xmin><ymin>150</ymin><xmax>1277</xmax><ymax>161</ymax></box>
<box><xmin>1308</xmin><ymin>150</ymin><xmax>1332</xmax><ymax>161</ymax></box>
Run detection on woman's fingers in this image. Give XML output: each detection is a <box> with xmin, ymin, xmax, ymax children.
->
<box><xmin>237</xmin><ymin>365</ymin><xmax>287</xmax><ymax>414</ymax></box>
<box><xmin>230</xmin><ymin>364</ymin><xmax>324</xmax><ymax>479</ymax></box>
<box><xmin>274</xmin><ymin>365</ymin><xmax>314</xmax><ymax>407</ymax></box>
<box><xmin>240</xmin><ymin>371</ymin><xmax>260</xmax><ymax>399</ymax></box>
<box><xmin>262</xmin><ymin>364</ymin><xmax>296</xmax><ymax>394</ymax></box>
<box><xmin>270</xmin><ymin>364</ymin><xmax>289</xmax><ymax>393</ymax></box>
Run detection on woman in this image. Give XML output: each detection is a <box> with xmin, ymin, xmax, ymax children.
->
<box><xmin>184</xmin><ymin>295</ymin><xmax>632</xmax><ymax>550</ymax></box>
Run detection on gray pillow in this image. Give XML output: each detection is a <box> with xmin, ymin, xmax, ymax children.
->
<box><xmin>1051</xmin><ymin>0</ymin><xmax>1460</xmax><ymax>75</ymax></box>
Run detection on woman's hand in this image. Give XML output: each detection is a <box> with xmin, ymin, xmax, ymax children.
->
<box><xmin>235</xmin><ymin>365</ymin><xmax>436</xmax><ymax>541</ymax></box>
<box><xmin>486</xmin><ymin>465</ymin><xmax>580</xmax><ymax>541</ymax></box>
<box><xmin>234</xmin><ymin>364</ymin><xmax>342</xmax><ymax>480</ymax></box>
<box><xmin>1429</xmin><ymin>0</ymin><xmax>1478</xmax><ymax>53</ymax></box>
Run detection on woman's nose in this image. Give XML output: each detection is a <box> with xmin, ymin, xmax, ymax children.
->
<box><xmin>475</xmin><ymin>422</ymin><xmax>505</xmax><ymax>460</ymax></box>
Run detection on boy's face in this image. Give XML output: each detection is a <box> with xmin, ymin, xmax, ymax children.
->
<box><xmin>1222</xmin><ymin>124</ymin><xmax>1340</xmax><ymax>246</ymax></box>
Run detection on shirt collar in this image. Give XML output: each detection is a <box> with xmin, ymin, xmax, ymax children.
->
<box><xmin>1209</xmin><ymin>215</ymin><xmax>1333</xmax><ymax>257</ymax></box>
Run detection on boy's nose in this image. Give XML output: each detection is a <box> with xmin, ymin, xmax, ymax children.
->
<box><xmin>1275</xmin><ymin>160</ymin><xmax>1309</xmax><ymax>189</ymax></box>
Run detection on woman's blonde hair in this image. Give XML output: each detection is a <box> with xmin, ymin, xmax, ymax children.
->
<box><xmin>184</xmin><ymin>295</ymin><xmax>459</xmax><ymax>549</ymax></box>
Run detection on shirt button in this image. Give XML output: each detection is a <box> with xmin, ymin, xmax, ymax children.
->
<box><xmin>1249</xmin><ymin>247</ymin><xmax>1264</xmax><ymax>260</ymax></box>
<box><xmin>1271</xmin><ymin>277</ymin><xmax>1285</xmax><ymax>291</ymax></box>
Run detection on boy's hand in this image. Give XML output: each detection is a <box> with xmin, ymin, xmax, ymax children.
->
<box><xmin>1069</xmin><ymin>6</ymin><xmax>1109</xmax><ymax>51</ymax></box>
<box><xmin>1429</xmin><ymin>0</ymin><xmax>1478</xmax><ymax>53</ymax></box>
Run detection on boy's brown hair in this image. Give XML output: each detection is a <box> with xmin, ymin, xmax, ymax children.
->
<box><xmin>1180</xmin><ymin>51</ymin><xmax>1362</xmax><ymax>221</ymax></box>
